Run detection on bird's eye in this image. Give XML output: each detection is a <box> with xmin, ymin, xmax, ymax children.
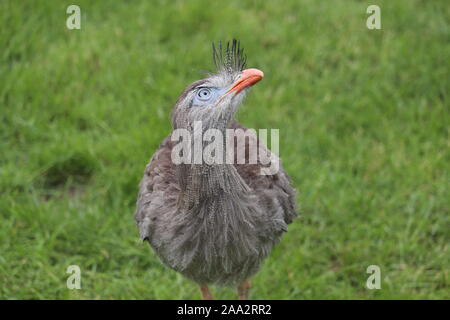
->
<box><xmin>197</xmin><ymin>88</ymin><xmax>212</xmax><ymax>101</ymax></box>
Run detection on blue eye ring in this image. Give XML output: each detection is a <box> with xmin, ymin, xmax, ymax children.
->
<box><xmin>197</xmin><ymin>88</ymin><xmax>212</xmax><ymax>101</ymax></box>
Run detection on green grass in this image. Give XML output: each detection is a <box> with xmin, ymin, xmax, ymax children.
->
<box><xmin>1</xmin><ymin>0</ymin><xmax>448</xmax><ymax>299</ymax></box>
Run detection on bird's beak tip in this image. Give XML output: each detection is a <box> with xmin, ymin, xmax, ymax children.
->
<box><xmin>245</xmin><ymin>68</ymin><xmax>264</xmax><ymax>79</ymax></box>
<box><xmin>226</xmin><ymin>68</ymin><xmax>264</xmax><ymax>95</ymax></box>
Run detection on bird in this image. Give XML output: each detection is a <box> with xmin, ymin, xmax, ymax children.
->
<box><xmin>135</xmin><ymin>40</ymin><xmax>297</xmax><ymax>300</ymax></box>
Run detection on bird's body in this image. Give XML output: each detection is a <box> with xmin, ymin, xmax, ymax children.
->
<box><xmin>135</xmin><ymin>40</ymin><xmax>297</xmax><ymax>298</ymax></box>
<box><xmin>136</xmin><ymin>122</ymin><xmax>296</xmax><ymax>286</ymax></box>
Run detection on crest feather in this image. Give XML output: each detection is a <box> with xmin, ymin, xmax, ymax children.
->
<box><xmin>212</xmin><ymin>39</ymin><xmax>247</xmax><ymax>74</ymax></box>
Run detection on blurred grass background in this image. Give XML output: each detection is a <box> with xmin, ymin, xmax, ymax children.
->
<box><xmin>0</xmin><ymin>0</ymin><xmax>448</xmax><ymax>299</ymax></box>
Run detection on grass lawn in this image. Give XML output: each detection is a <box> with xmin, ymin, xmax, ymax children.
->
<box><xmin>0</xmin><ymin>0</ymin><xmax>448</xmax><ymax>299</ymax></box>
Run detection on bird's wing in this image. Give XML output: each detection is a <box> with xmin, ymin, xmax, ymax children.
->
<box><xmin>231</xmin><ymin>121</ymin><xmax>298</xmax><ymax>226</ymax></box>
<box><xmin>134</xmin><ymin>137</ymin><xmax>178</xmax><ymax>241</ymax></box>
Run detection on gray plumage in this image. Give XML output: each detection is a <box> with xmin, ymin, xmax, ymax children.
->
<box><xmin>135</xmin><ymin>40</ymin><xmax>297</xmax><ymax>287</ymax></box>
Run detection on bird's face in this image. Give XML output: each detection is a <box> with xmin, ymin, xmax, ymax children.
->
<box><xmin>172</xmin><ymin>69</ymin><xmax>263</xmax><ymax>130</ymax></box>
<box><xmin>171</xmin><ymin>41</ymin><xmax>263</xmax><ymax>130</ymax></box>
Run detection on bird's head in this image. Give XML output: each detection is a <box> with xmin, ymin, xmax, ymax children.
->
<box><xmin>171</xmin><ymin>40</ymin><xmax>264</xmax><ymax>131</ymax></box>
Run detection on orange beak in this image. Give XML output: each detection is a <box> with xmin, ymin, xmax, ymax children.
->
<box><xmin>226</xmin><ymin>68</ymin><xmax>264</xmax><ymax>95</ymax></box>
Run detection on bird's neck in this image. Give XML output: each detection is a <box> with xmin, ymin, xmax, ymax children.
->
<box><xmin>174</xmin><ymin>120</ymin><xmax>251</xmax><ymax>211</ymax></box>
<box><xmin>176</xmin><ymin>117</ymin><xmax>252</xmax><ymax>206</ymax></box>
<box><xmin>177</xmin><ymin>163</ymin><xmax>250</xmax><ymax>212</ymax></box>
